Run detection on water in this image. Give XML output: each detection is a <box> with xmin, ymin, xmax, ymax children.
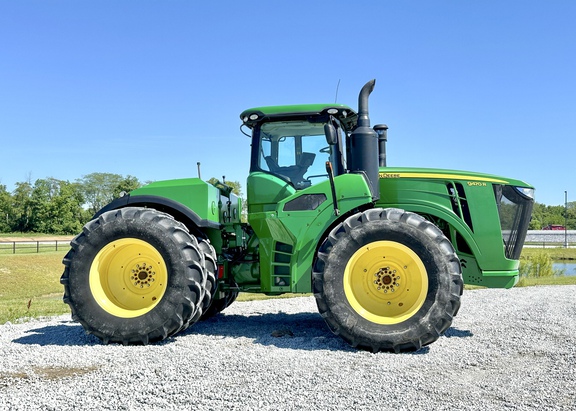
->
<box><xmin>553</xmin><ymin>261</ymin><xmax>576</xmax><ymax>276</ymax></box>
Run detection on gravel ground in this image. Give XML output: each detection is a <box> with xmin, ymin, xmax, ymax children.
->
<box><xmin>1</xmin><ymin>286</ymin><xmax>575</xmax><ymax>411</ymax></box>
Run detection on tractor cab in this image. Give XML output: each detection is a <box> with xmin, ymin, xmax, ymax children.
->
<box><xmin>240</xmin><ymin>104</ymin><xmax>359</xmax><ymax>212</ymax></box>
<box><xmin>241</xmin><ymin>105</ymin><xmax>354</xmax><ymax>188</ymax></box>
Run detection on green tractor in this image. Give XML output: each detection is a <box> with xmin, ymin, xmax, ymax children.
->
<box><xmin>61</xmin><ymin>80</ymin><xmax>534</xmax><ymax>352</ymax></box>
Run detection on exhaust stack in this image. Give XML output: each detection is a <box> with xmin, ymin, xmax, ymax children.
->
<box><xmin>349</xmin><ymin>79</ymin><xmax>380</xmax><ymax>200</ymax></box>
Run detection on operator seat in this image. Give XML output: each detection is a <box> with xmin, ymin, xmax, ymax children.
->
<box><xmin>264</xmin><ymin>156</ymin><xmax>280</xmax><ymax>172</ymax></box>
<box><xmin>293</xmin><ymin>152</ymin><xmax>316</xmax><ymax>181</ymax></box>
<box><xmin>264</xmin><ymin>152</ymin><xmax>316</xmax><ymax>187</ymax></box>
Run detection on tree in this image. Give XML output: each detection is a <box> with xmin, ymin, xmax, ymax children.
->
<box><xmin>28</xmin><ymin>178</ymin><xmax>57</xmax><ymax>233</ymax></box>
<box><xmin>0</xmin><ymin>184</ymin><xmax>11</xmax><ymax>233</ymax></box>
<box><xmin>77</xmin><ymin>173</ymin><xmax>143</xmax><ymax>215</ymax></box>
<box><xmin>113</xmin><ymin>175</ymin><xmax>142</xmax><ymax>199</ymax></box>
<box><xmin>11</xmin><ymin>181</ymin><xmax>33</xmax><ymax>232</ymax></box>
<box><xmin>78</xmin><ymin>172</ymin><xmax>121</xmax><ymax>215</ymax></box>
<box><xmin>529</xmin><ymin>203</ymin><xmax>545</xmax><ymax>230</ymax></box>
<box><xmin>206</xmin><ymin>177</ymin><xmax>242</xmax><ymax>196</ymax></box>
<box><xmin>47</xmin><ymin>180</ymin><xmax>86</xmax><ymax>234</ymax></box>
<box><xmin>528</xmin><ymin>202</ymin><xmax>575</xmax><ymax>230</ymax></box>
<box><xmin>28</xmin><ymin>178</ymin><xmax>86</xmax><ymax>234</ymax></box>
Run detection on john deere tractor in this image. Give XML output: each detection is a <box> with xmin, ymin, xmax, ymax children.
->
<box><xmin>61</xmin><ymin>80</ymin><xmax>534</xmax><ymax>352</ymax></box>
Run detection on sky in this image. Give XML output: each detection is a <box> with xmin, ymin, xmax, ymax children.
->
<box><xmin>1</xmin><ymin>1</ymin><xmax>575</xmax><ymax>206</ymax></box>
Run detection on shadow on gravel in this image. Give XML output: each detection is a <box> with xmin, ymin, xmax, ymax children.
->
<box><xmin>12</xmin><ymin>313</ymin><xmax>473</xmax><ymax>352</ymax></box>
<box><xmin>12</xmin><ymin>321</ymin><xmax>100</xmax><ymax>346</ymax></box>
<box><xmin>444</xmin><ymin>328</ymin><xmax>474</xmax><ymax>338</ymax></box>
<box><xmin>185</xmin><ymin>311</ymin><xmax>356</xmax><ymax>352</ymax></box>
<box><xmin>185</xmin><ymin>311</ymin><xmax>474</xmax><ymax>353</ymax></box>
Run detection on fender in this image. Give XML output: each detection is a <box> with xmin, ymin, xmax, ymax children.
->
<box><xmin>383</xmin><ymin>202</ymin><xmax>480</xmax><ymax>255</ymax></box>
<box><xmin>93</xmin><ymin>194</ymin><xmax>222</xmax><ymax>231</ymax></box>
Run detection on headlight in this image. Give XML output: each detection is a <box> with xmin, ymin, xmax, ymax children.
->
<box><xmin>515</xmin><ymin>186</ymin><xmax>535</xmax><ymax>200</ymax></box>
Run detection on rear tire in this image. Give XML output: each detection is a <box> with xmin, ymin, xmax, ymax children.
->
<box><xmin>313</xmin><ymin>208</ymin><xmax>463</xmax><ymax>353</ymax></box>
<box><xmin>60</xmin><ymin>207</ymin><xmax>207</xmax><ymax>345</ymax></box>
<box><xmin>201</xmin><ymin>288</ymin><xmax>239</xmax><ymax>319</ymax></box>
<box><xmin>194</xmin><ymin>238</ymin><xmax>217</xmax><ymax>322</ymax></box>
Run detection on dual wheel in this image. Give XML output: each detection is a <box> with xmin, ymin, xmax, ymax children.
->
<box><xmin>60</xmin><ymin>207</ymin><xmax>222</xmax><ymax>345</ymax></box>
<box><xmin>313</xmin><ymin>208</ymin><xmax>463</xmax><ymax>353</ymax></box>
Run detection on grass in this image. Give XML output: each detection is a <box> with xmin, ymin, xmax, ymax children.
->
<box><xmin>0</xmin><ymin>251</ymin><xmax>70</xmax><ymax>324</ymax></box>
<box><xmin>516</xmin><ymin>248</ymin><xmax>576</xmax><ymax>286</ymax></box>
<box><xmin>1</xmin><ymin>246</ymin><xmax>575</xmax><ymax>324</ymax></box>
<box><xmin>521</xmin><ymin>247</ymin><xmax>576</xmax><ymax>260</ymax></box>
<box><xmin>237</xmin><ymin>293</ymin><xmax>310</xmax><ymax>302</ymax></box>
<box><xmin>516</xmin><ymin>275</ymin><xmax>576</xmax><ymax>287</ymax></box>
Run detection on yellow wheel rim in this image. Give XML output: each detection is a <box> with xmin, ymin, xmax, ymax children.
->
<box><xmin>89</xmin><ymin>238</ymin><xmax>168</xmax><ymax>318</ymax></box>
<box><xmin>344</xmin><ymin>241</ymin><xmax>428</xmax><ymax>325</ymax></box>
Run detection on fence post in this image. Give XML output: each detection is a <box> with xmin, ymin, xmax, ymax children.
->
<box><xmin>13</xmin><ymin>241</ymin><xmax>15</xmax><ymax>254</ymax></box>
<box><xmin>37</xmin><ymin>241</ymin><xmax>40</xmax><ymax>253</ymax></box>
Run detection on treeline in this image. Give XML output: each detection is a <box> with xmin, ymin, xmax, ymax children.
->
<box><xmin>0</xmin><ymin>173</ymin><xmax>142</xmax><ymax>234</ymax></box>
<box><xmin>530</xmin><ymin>202</ymin><xmax>576</xmax><ymax>230</ymax></box>
<box><xmin>0</xmin><ymin>172</ymin><xmax>573</xmax><ymax>234</ymax></box>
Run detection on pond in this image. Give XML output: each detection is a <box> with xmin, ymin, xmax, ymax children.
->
<box><xmin>553</xmin><ymin>261</ymin><xmax>576</xmax><ymax>276</ymax></box>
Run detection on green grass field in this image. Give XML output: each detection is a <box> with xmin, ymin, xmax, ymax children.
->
<box><xmin>1</xmin><ymin>245</ymin><xmax>575</xmax><ymax>324</ymax></box>
<box><xmin>521</xmin><ymin>247</ymin><xmax>576</xmax><ymax>260</ymax></box>
<box><xmin>0</xmin><ymin>251</ymin><xmax>70</xmax><ymax>323</ymax></box>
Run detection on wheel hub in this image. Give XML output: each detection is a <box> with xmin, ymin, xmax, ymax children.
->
<box><xmin>131</xmin><ymin>263</ymin><xmax>156</xmax><ymax>288</ymax></box>
<box><xmin>374</xmin><ymin>267</ymin><xmax>400</xmax><ymax>293</ymax></box>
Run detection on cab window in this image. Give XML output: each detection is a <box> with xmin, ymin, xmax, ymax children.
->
<box><xmin>257</xmin><ymin>121</ymin><xmax>333</xmax><ymax>189</ymax></box>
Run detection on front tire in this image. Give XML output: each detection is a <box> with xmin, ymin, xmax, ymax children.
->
<box><xmin>313</xmin><ymin>208</ymin><xmax>463</xmax><ymax>353</ymax></box>
<box><xmin>60</xmin><ymin>207</ymin><xmax>207</xmax><ymax>345</ymax></box>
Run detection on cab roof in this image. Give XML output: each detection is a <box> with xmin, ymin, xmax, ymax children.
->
<box><xmin>240</xmin><ymin>103</ymin><xmax>358</xmax><ymax>131</ymax></box>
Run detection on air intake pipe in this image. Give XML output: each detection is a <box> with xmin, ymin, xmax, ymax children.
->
<box><xmin>374</xmin><ymin>124</ymin><xmax>389</xmax><ymax>167</ymax></box>
<box><xmin>349</xmin><ymin>79</ymin><xmax>379</xmax><ymax>200</ymax></box>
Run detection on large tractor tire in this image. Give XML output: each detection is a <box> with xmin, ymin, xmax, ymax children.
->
<box><xmin>313</xmin><ymin>208</ymin><xmax>463</xmax><ymax>353</ymax></box>
<box><xmin>200</xmin><ymin>288</ymin><xmax>239</xmax><ymax>320</ymax></box>
<box><xmin>60</xmin><ymin>207</ymin><xmax>208</xmax><ymax>345</ymax></box>
<box><xmin>194</xmin><ymin>238</ymin><xmax>218</xmax><ymax>322</ymax></box>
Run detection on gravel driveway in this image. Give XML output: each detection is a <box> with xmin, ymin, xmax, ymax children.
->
<box><xmin>1</xmin><ymin>286</ymin><xmax>575</xmax><ymax>410</ymax></box>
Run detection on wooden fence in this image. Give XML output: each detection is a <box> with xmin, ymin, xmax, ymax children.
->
<box><xmin>0</xmin><ymin>240</ymin><xmax>71</xmax><ymax>254</ymax></box>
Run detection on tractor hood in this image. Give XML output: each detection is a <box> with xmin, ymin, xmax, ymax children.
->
<box><xmin>377</xmin><ymin>166</ymin><xmax>534</xmax><ymax>272</ymax></box>
<box><xmin>377</xmin><ymin>167</ymin><xmax>533</xmax><ymax>188</ymax></box>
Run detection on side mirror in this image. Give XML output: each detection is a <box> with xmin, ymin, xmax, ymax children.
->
<box><xmin>324</xmin><ymin>123</ymin><xmax>337</xmax><ymax>145</ymax></box>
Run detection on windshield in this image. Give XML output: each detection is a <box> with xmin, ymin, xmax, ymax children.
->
<box><xmin>255</xmin><ymin>120</ymin><xmax>344</xmax><ymax>189</ymax></box>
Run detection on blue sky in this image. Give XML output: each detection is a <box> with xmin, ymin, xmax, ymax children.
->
<box><xmin>1</xmin><ymin>1</ymin><xmax>574</xmax><ymax>206</ymax></box>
